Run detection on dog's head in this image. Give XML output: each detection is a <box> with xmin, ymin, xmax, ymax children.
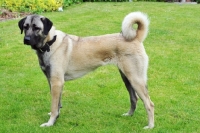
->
<box><xmin>18</xmin><ymin>15</ymin><xmax>53</xmax><ymax>50</ymax></box>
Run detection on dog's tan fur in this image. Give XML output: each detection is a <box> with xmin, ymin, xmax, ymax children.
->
<box><xmin>18</xmin><ymin>12</ymin><xmax>154</xmax><ymax>129</ymax></box>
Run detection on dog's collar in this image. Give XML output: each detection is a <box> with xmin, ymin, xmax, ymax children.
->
<box><xmin>39</xmin><ymin>35</ymin><xmax>57</xmax><ymax>53</ymax></box>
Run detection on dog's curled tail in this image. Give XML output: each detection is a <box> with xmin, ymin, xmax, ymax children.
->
<box><xmin>122</xmin><ymin>12</ymin><xmax>149</xmax><ymax>42</ymax></box>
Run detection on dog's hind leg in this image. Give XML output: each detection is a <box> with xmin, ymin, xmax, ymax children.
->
<box><xmin>118</xmin><ymin>57</ymin><xmax>154</xmax><ymax>129</ymax></box>
<box><xmin>131</xmin><ymin>80</ymin><xmax>154</xmax><ymax>129</ymax></box>
<box><xmin>119</xmin><ymin>69</ymin><xmax>138</xmax><ymax>116</ymax></box>
<box><xmin>124</xmin><ymin>73</ymin><xmax>154</xmax><ymax>129</ymax></box>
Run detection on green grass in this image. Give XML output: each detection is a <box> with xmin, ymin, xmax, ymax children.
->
<box><xmin>0</xmin><ymin>2</ymin><xmax>200</xmax><ymax>133</ymax></box>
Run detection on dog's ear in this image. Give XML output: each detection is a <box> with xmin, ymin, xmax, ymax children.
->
<box><xmin>18</xmin><ymin>17</ymin><xmax>27</xmax><ymax>34</ymax></box>
<box><xmin>41</xmin><ymin>17</ymin><xmax>53</xmax><ymax>35</ymax></box>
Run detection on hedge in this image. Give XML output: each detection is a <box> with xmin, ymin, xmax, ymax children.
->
<box><xmin>0</xmin><ymin>0</ymin><xmax>82</xmax><ymax>13</ymax></box>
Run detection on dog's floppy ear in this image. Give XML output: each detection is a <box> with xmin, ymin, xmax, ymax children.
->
<box><xmin>41</xmin><ymin>17</ymin><xmax>53</xmax><ymax>35</ymax></box>
<box><xmin>18</xmin><ymin>17</ymin><xmax>27</xmax><ymax>34</ymax></box>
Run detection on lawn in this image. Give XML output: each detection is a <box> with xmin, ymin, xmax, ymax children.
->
<box><xmin>0</xmin><ymin>2</ymin><xmax>200</xmax><ymax>133</ymax></box>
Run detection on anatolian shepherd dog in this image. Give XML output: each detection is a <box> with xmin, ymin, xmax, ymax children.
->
<box><xmin>18</xmin><ymin>12</ymin><xmax>154</xmax><ymax>129</ymax></box>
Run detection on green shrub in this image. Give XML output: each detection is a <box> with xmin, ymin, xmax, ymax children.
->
<box><xmin>0</xmin><ymin>0</ymin><xmax>82</xmax><ymax>13</ymax></box>
<box><xmin>63</xmin><ymin>0</ymin><xmax>82</xmax><ymax>7</ymax></box>
<box><xmin>196</xmin><ymin>0</ymin><xmax>200</xmax><ymax>3</ymax></box>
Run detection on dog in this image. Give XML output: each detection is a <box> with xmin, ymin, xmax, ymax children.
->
<box><xmin>18</xmin><ymin>12</ymin><xmax>154</xmax><ymax>129</ymax></box>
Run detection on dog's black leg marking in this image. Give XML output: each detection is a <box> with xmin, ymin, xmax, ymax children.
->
<box><xmin>119</xmin><ymin>69</ymin><xmax>138</xmax><ymax>115</ymax></box>
<box><xmin>59</xmin><ymin>92</ymin><xmax>62</xmax><ymax>109</ymax></box>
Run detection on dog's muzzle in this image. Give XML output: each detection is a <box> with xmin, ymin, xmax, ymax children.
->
<box><xmin>24</xmin><ymin>36</ymin><xmax>31</xmax><ymax>45</ymax></box>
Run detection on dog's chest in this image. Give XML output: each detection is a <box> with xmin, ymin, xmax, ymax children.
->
<box><xmin>37</xmin><ymin>52</ymin><xmax>51</xmax><ymax>78</ymax></box>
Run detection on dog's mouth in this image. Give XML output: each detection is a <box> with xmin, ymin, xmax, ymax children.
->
<box><xmin>24</xmin><ymin>36</ymin><xmax>39</xmax><ymax>50</ymax></box>
<box><xmin>24</xmin><ymin>41</ymin><xmax>37</xmax><ymax>50</ymax></box>
<box><xmin>23</xmin><ymin>35</ymin><xmax>44</xmax><ymax>49</ymax></box>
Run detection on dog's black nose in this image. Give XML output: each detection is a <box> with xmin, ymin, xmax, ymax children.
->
<box><xmin>24</xmin><ymin>36</ymin><xmax>31</xmax><ymax>45</ymax></box>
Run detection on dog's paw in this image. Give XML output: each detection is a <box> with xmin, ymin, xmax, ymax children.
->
<box><xmin>143</xmin><ymin>125</ymin><xmax>154</xmax><ymax>129</ymax></box>
<box><xmin>40</xmin><ymin>122</ymin><xmax>54</xmax><ymax>127</ymax></box>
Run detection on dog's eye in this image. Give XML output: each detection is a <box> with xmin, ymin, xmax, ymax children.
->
<box><xmin>34</xmin><ymin>27</ymin><xmax>41</xmax><ymax>31</ymax></box>
<box><xmin>24</xmin><ymin>25</ymin><xmax>29</xmax><ymax>30</ymax></box>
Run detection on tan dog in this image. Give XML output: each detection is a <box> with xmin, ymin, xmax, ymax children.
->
<box><xmin>18</xmin><ymin>12</ymin><xmax>154</xmax><ymax>129</ymax></box>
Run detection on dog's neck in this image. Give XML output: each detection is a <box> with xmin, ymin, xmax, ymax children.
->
<box><xmin>38</xmin><ymin>35</ymin><xmax>57</xmax><ymax>53</ymax></box>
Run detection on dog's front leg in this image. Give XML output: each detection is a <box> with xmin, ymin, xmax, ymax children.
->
<box><xmin>40</xmin><ymin>77</ymin><xmax>64</xmax><ymax>127</ymax></box>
